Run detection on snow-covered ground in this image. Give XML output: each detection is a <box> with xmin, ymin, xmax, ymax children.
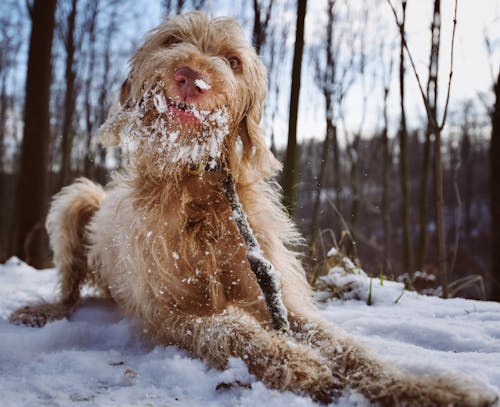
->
<box><xmin>1</xmin><ymin>256</ymin><xmax>499</xmax><ymax>406</ymax></box>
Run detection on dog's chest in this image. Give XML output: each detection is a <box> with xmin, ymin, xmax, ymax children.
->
<box><xmin>160</xmin><ymin>187</ymin><xmax>269</xmax><ymax>318</ymax></box>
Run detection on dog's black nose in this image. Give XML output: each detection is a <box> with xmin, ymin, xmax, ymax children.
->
<box><xmin>174</xmin><ymin>66</ymin><xmax>210</xmax><ymax>102</ymax></box>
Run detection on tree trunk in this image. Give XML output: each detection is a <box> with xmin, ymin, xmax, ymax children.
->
<box><xmin>331</xmin><ymin>124</ymin><xmax>341</xmax><ymax>211</ymax></box>
<box><xmin>381</xmin><ymin>87</ymin><xmax>392</xmax><ymax>274</ymax></box>
<box><xmin>282</xmin><ymin>0</ymin><xmax>307</xmax><ymax>217</ymax></box>
<box><xmin>252</xmin><ymin>0</ymin><xmax>274</xmax><ymax>55</ymax></box>
<box><xmin>95</xmin><ymin>7</ymin><xmax>117</xmax><ymax>185</ymax></box>
<box><xmin>434</xmin><ymin>127</ymin><xmax>448</xmax><ymax>297</ymax></box>
<box><xmin>398</xmin><ymin>0</ymin><xmax>413</xmax><ymax>276</ymax></box>
<box><xmin>59</xmin><ymin>0</ymin><xmax>78</xmax><ymax>189</ymax></box>
<box><xmin>0</xmin><ymin>72</ymin><xmax>7</xmax><ymax>256</ymax></box>
<box><xmin>417</xmin><ymin>0</ymin><xmax>440</xmax><ymax>272</ymax></box>
<box><xmin>349</xmin><ymin>134</ymin><xmax>360</xmax><ymax>247</ymax></box>
<box><xmin>490</xmin><ymin>71</ymin><xmax>500</xmax><ymax>301</ymax></box>
<box><xmin>310</xmin><ymin>98</ymin><xmax>333</xmax><ymax>249</ymax></box>
<box><xmin>176</xmin><ymin>0</ymin><xmax>185</xmax><ymax>14</ymax></box>
<box><xmin>83</xmin><ymin>0</ymin><xmax>98</xmax><ymax>179</ymax></box>
<box><xmin>416</xmin><ymin>130</ymin><xmax>432</xmax><ymax>271</ymax></box>
<box><xmin>14</xmin><ymin>0</ymin><xmax>57</xmax><ymax>267</ymax></box>
<box><xmin>460</xmin><ymin>129</ymin><xmax>472</xmax><ymax>240</ymax></box>
<box><xmin>426</xmin><ymin>0</ymin><xmax>448</xmax><ymax>298</ymax></box>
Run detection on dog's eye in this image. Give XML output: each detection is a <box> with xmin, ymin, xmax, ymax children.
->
<box><xmin>162</xmin><ymin>37</ymin><xmax>181</xmax><ymax>48</ymax></box>
<box><xmin>227</xmin><ymin>56</ymin><xmax>241</xmax><ymax>72</ymax></box>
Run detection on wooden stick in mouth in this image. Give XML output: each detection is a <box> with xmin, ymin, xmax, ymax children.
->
<box><xmin>223</xmin><ymin>171</ymin><xmax>290</xmax><ymax>333</ymax></box>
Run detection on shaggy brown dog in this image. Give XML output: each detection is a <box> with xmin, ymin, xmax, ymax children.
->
<box><xmin>11</xmin><ymin>13</ymin><xmax>497</xmax><ymax>406</ymax></box>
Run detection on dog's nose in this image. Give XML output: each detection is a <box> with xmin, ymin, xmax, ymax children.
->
<box><xmin>174</xmin><ymin>66</ymin><xmax>210</xmax><ymax>102</ymax></box>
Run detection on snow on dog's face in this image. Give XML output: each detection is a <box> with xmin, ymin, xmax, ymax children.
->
<box><xmin>98</xmin><ymin>12</ymin><xmax>280</xmax><ymax>179</ymax></box>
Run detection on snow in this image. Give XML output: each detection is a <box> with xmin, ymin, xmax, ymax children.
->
<box><xmin>194</xmin><ymin>79</ymin><xmax>211</xmax><ymax>91</ymax></box>
<box><xmin>1</xmin><ymin>256</ymin><xmax>499</xmax><ymax>406</ymax></box>
<box><xmin>105</xmin><ymin>86</ymin><xmax>230</xmax><ymax>173</ymax></box>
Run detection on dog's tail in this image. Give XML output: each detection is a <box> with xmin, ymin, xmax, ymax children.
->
<box><xmin>46</xmin><ymin>178</ymin><xmax>106</xmax><ymax>306</ymax></box>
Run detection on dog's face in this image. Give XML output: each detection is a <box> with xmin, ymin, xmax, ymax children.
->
<box><xmin>99</xmin><ymin>12</ymin><xmax>280</xmax><ymax>179</ymax></box>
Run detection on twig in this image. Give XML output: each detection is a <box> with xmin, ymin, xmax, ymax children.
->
<box><xmin>394</xmin><ymin>289</ymin><xmax>405</xmax><ymax>304</ymax></box>
<box><xmin>386</xmin><ymin>0</ymin><xmax>436</xmax><ymax>129</ymax></box>
<box><xmin>439</xmin><ymin>0</ymin><xmax>458</xmax><ymax>129</ymax></box>
<box><xmin>326</xmin><ymin>198</ymin><xmax>360</xmax><ymax>262</ymax></box>
<box><xmin>223</xmin><ymin>172</ymin><xmax>289</xmax><ymax>333</ymax></box>
<box><xmin>386</xmin><ymin>0</ymin><xmax>458</xmax><ymax>132</ymax></box>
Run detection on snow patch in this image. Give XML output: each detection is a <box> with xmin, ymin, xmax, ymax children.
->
<box><xmin>108</xmin><ymin>86</ymin><xmax>230</xmax><ymax>173</ymax></box>
<box><xmin>194</xmin><ymin>78</ymin><xmax>211</xmax><ymax>90</ymax></box>
<box><xmin>1</xmin><ymin>258</ymin><xmax>499</xmax><ymax>405</ymax></box>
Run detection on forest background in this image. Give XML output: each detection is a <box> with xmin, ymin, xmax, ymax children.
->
<box><xmin>0</xmin><ymin>0</ymin><xmax>499</xmax><ymax>301</ymax></box>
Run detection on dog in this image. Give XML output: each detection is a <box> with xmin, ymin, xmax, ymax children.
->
<box><xmin>10</xmin><ymin>13</ymin><xmax>497</xmax><ymax>406</ymax></box>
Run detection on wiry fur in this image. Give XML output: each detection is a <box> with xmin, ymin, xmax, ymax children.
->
<box><xmin>10</xmin><ymin>13</ymin><xmax>498</xmax><ymax>406</ymax></box>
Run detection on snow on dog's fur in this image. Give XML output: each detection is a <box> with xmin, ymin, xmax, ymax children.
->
<box><xmin>10</xmin><ymin>13</ymin><xmax>497</xmax><ymax>406</ymax></box>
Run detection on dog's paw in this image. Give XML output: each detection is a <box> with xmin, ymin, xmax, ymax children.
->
<box><xmin>263</xmin><ymin>348</ymin><xmax>344</xmax><ymax>404</ymax></box>
<box><xmin>9</xmin><ymin>303</ymin><xmax>72</xmax><ymax>327</ymax></box>
<box><xmin>291</xmin><ymin>359</ymin><xmax>343</xmax><ymax>405</ymax></box>
<box><xmin>9</xmin><ymin>306</ymin><xmax>50</xmax><ymax>327</ymax></box>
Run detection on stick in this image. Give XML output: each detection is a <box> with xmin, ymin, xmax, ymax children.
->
<box><xmin>223</xmin><ymin>172</ymin><xmax>290</xmax><ymax>333</ymax></box>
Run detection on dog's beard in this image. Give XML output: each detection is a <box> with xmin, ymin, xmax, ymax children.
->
<box><xmin>117</xmin><ymin>86</ymin><xmax>230</xmax><ymax>174</ymax></box>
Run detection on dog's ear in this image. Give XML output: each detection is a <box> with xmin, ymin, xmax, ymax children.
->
<box><xmin>119</xmin><ymin>77</ymin><xmax>132</xmax><ymax>106</ymax></box>
<box><xmin>97</xmin><ymin>77</ymin><xmax>133</xmax><ymax>148</ymax></box>
<box><xmin>240</xmin><ymin>66</ymin><xmax>281</xmax><ymax>179</ymax></box>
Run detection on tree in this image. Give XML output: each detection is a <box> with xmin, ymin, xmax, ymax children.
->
<box><xmin>416</xmin><ymin>0</ymin><xmax>441</xmax><ymax>272</ymax></box>
<box><xmin>380</xmin><ymin>38</ymin><xmax>394</xmax><ymax>275</ymax></box>
<box><xmin>14</xmin><ymin>0</ymin><xmax>57</xmax><ymax>267</ymax></box>
<box><xmin>252</xmin><ymin>0</ymin><xmax>274</xmax><ymax>55</ymax></box>
<box><xmin>282</xmin><ymin>0</ymin><xmax>307</xmax><ymax>217</ymax></box>
<box><xmin>162</xmin><ymin>0</ymin><xmax>205</xmax><ymax>16</ymax></box>
<box><xmin>82</xmin><ymin>0</ymin><xmax>99</xmax><ymax>179</ymax></box>
<box><xmin>491</xmin><ymin>70</ymin><xmax>500</xmax><ymax>301</ymax></box>
<box><xmin>388</xmin><ymin>0</ymin><xmax>457</xmax><ymax>297</ymax></box>
<box><xmin>59</xmin><ymin>0</ymin><xmax>79</xmax><ymax>189</ymax></box>
<box><xmin>397</xmin><ymin>0</ymin><xmax>414</xmax><ymax>277</ymax></box>
<box><xmin>310</xmin><ymin>0</ymin><xmax>337</xmax><ymax>250</ymax></box>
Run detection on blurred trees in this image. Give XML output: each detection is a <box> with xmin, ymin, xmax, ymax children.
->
<box><xmin>282</xmin><ymin>0</ymin><xmax>307</xmax><ymax>216</ymax></box>
<box><xmin>58</xmin><ymin>0</ymin><xmax>79</xmax><ymax>189</ymax></box>
<box><xmin>491</xmin><ymin>71</ymin><xmax>500</xmax><ymax>301</ymax></box>
<box><xmin>14</xmin><ymin>0</ymin><xmax>57</xmax><ymax>267</ymax></box>
<box><xmin>0</xmin><ymin>0</ymin><xmax>497</xmax><ymax>300</ymax></box>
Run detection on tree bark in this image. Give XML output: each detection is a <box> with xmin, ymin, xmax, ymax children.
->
<box><xmin>417</xmin><ymin>0</ymin><xmax>440</xmax><ymax>272</ymax></box>
<box><xmin>398</xmin><ymin>0</ymin><xmax>413</xmax><ymax>276</ymax></box>
<box><xmin>0</xmin><ymin>69</ymin><xmax>7</xmax><ymax>256</ymax></box>
<box><xmin>310</xmin><ymin>0</ymin><xmax>335</xmax><ymax>249</ymax></box>
<box><xmin>490</xmin><ymin>71</ymin><xmax>500</xmax><ymax>301</ymax></box>
<box><xmin>434</xmin><ymin>128</ymin><xmax>448</xmax><ymax>297</ymax></box>
<box><xmin>416</xmin><ymin>130</ymin><xmax>432</xmax><ymax>271</ymax></box>
<box><xmin>59</xmin><ymin>0</ymin><xmax>79</xmax><ymax>189</ymax></box>
<box><xmin>176</xmin><ymin>0</ymin><xmax>185</xmax><ymax>14</ymax></box>
<box><xmin>83</xmin><ymin>0</ymin><xmax>98</xmax><ymax>179</ymax></box>
<box><xmin>252</xmin><ymin>0</ymin><xmax>274</xmax><ymax>55</ymax></box>
<box><xmin>310</xmin><ymin>98</ymin><xmax>333</xmax><ymax>250</ymax></box>
<box><xmin>14</xmin><ymin>0</ymin><xmax>57</xmax><ymax>267</ymax></box>
<box><xmin>427</xmin><ymin>0</ymin><xmax>449</xmax><ymax>298</ymax></box>
<box><xmin>381</xmin><ymin>86</ymin><xmax>392</xmax><ymax>274</ymax></box>
<box><xmin>282</xmin><ymin>0</ymin><xmax>307</xmax><ymax>217</ymax></box>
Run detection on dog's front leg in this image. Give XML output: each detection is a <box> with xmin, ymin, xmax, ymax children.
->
<box><xmin>153</xmin><ymin>307</ymin><xmax>340</xmax><ymax>404</ymax></box>
<box><xmin>288</xmin><ymin>315</ymin><xmax>498</xmax><ymax>406</ymax></box>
